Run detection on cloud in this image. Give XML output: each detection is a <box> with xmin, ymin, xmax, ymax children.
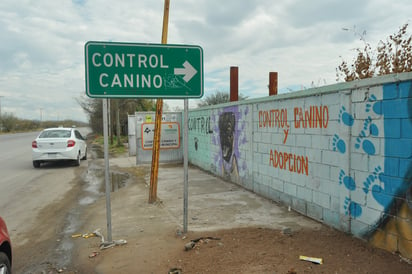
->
<box><xmin>0</xmin><ymin>0</ymin><xmax>411</xmax><ymax>120</ymax></box>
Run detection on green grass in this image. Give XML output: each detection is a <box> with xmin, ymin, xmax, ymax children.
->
<box><xmin>92</xmin><ymin>135</ymin><xmax>128</xmax><ymax>156</ymax></box>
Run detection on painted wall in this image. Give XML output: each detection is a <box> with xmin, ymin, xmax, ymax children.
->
<box><xmin>187</xmin><ymin>72</ymin><xmax>412</xmax><ymax>258</ymax></box>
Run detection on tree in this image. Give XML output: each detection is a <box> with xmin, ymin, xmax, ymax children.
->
<box><xmin>77</xmin><ymin>96</ymin><xmax>103</xmax><ymax>134</ymax></box>
<box><xmin>197</xmin><ymin>91</ymin><xmax>248</xmax><ymax>107</ymax></box>
<box><xmin>336</xmin><ymin>23</ymin><xmax>412</xmax><ymax>82</ymax></box>
<box><xmin>77</xmin><ymin>96</ymin><xmax>156</xmax><ymax>135</ymax></box>
<box><xmin>0</xmin><ymin>113</ymin><xmax>18</xmax><ymax>132</ymax></box>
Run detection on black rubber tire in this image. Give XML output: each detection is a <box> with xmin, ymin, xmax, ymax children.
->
<box><xmin>74</xmin><ymin>152</ymin><xmax>80</xmax><ymax>166</ymax></box>
<box><xmin>0</xmin><ymin>252</ymin><xmax>11</xmax><ymax>274</ymax></box>
<box><xmin>33</xmin><ymin>160</ymin><xmax>41</xmax><ymax>168</ymax></box>
<box><xmin>81</xmin><ymin>148</ymin><xmax>87</xmax><ymax>160</ymax></box>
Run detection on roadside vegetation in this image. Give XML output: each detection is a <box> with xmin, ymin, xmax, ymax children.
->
<box><xmin>91</xmin><ymin>134</ymin><xmax>128</xmax><ymax>156</ymax></box>
<box><xmin>77</xmin><ymin>97</ymin><xmax>159</xmax><ymax>136</ymax></box>
<box><xmin>336</xmin><ymin>23</ymin><xmax>411</xmax><ymax>81</ymax></box>
<box><xmin>0</xmin><ymin>112</ymin><xmax>87</xmax><ymax>134</ymax></box>
<box><xmin>76</xmin><ymin>97</ymin><xmax>163</xmax><ymax>151</ymax></box>
<box><xmin>196</xmin><ymin>91</ymin><xmax>248</xmax><ymax>107</ymax></box>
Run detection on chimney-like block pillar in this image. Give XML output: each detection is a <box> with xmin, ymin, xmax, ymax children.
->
<box><xmin>230</xmin><ymin>66</ymin><xmax>239</xmax><ymax>102</ymax></box>
<box><xmin>269</xmin><ymin>72</ymin><xmax>278</xmax><ymax>96</ymax></box>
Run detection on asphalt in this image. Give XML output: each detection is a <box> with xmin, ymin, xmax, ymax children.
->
<box><xmin>107</xmin><ymin>156</ymin><xmax>322</xmax><ymax>234</ymax></box>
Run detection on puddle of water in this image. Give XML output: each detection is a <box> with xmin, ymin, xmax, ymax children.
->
<box><xmin>54</xmin><ymin>146</ymin><xmax>131</xmax><ymax>271</ymax></box>
<box><xmin>63</xmin><ymin>212</ymin><xmax>81</xmax><ymax>235</ymax></box>
<box><xmin>83</xmin><ymin>163</ymin><xmax>130</xmax><ymax>194</ymax></box>
<box><xmin>79</xmin><ymin>196</ymin><xmax>96</xmax><ymax>206</ymax></box>
<box><xmin>56</xmin><ymin>162</ymin><xmax>130</xmax><ymax>264</ymax></box>
<box><xmin>111</xmin><ymin>171</ymin><xmax>130</xmax><ymax>192</ymax></box>
<box><xmin>83</xmin><ymin>167</ymin><xmax>104</xmax><ymax>195</ymax></box>
<box><xmin>54</xmin><ymin>209</ymin><xmax>82</xmax><ymax>269</ymax></box>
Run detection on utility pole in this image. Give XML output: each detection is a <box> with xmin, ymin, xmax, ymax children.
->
<box><xmin>149</xmin><ymin>0</ymin><xmax>170</xmax><ymax>203</ymax></box>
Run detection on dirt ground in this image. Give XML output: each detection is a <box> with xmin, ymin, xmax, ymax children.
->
<box><xmin>70</xmin><ymin>225</ymin><xmax>412</xmax><ymax>274</ymax></box>
<box><xmin>69</xmin><ymin>223</ymin><xmax>412</xmax><ymax>274</ymax></box>
<box><xmin>12</xmin><ymin>146</ymin><xmax>412</xmax><ymax>274</ymax></box>
<box><xmin>69</xmin><ymin>164</ymin><xmax>412</xmax><ymax>274</ymax></box>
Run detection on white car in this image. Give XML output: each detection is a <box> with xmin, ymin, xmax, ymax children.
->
<box><xmin>32</xmin><ymin>127</ymin><xmax>87</xmax><ymax>168</ymax></box>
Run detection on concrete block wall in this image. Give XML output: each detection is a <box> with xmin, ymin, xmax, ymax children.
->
<box><xmin>188</xmin><ymin>105</ymin><xmax>253</xmax><ymax>184</ymax></box>
<box><xmin>187</xmin><ymin>72</ymin><xmax>412</xmax><ymax>259</ymax></box>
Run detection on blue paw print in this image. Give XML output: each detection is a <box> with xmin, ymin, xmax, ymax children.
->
<box><xmin>371</xmin><ymin>184</ymin><xmax>392</xmax><ymax>208</ymax></box>
<box><xmin>339</xmin><ymin>106</ymin><xmax>354</xmax><ymax>126</ymax></box>
<box><xmin>355</xmin><ymin>117</ymin><xmax>377</xmax><ymax>155</ymax></box>
<box><xmin>366</xmin><ymin>94</ymin><xmax>383</xmax><ymax>115</ymax></box>
<box><xmin>333</xmin><ymin>134</ymin><xmax>346</xmax><ymax>154</ymax></box>
<box><xmin>339</xmin><ymin>169</ymin><xmax>356</xmax><ymax>191</ymax></box>
<box><xmin>369</xmin><ymin>123</ymin><xmax>379</xmax><ymax>136</ymax></box>
<box><xmin>344</xmin><ymin>197</ymin><xmax>362</xmax><ymax>218</ymax></box>
<box><xmin>363</xmin><ymin>116</ymin><xmax>379</xmax><ymax>136</ymax></box>
<box><xmin>355</xmin><ymin>137</ymin><xmax>376</xmax><ymax>155</ymax></box>
<box><xmin>362</xmin><ymin>166</ymin><xmax>382</xmax><ymax>194</ymax></box>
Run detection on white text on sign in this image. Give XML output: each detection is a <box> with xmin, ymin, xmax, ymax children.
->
<box><xmin>92</xmin><ymin>53</ymin><xmax>168</xmax><ymax>89</ymax></box>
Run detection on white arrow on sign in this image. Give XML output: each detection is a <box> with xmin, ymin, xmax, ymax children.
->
<box><xmin>174</xmin><ymin>61</ymin><xmax>197</xmax><ymax>82</ymax></box>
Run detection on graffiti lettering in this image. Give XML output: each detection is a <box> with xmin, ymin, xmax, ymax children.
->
<box><xmin>259</xmin><ymin>109</ymin><xmax>289</xmax><ymax>128</ymax></box>
<box><xmin>269</xmin><ymin>149</ymin><xmax>308</xmax><ymax>176</ymax></box>
<box><xmin>188</xmin><ymin>117</ymin><xmax>213</xmax><ymax>134</ymax></box>
<box><xmin>294</xmin><ymin>105</ymin><xmax>329</xmax><ymax>129</ymax></box>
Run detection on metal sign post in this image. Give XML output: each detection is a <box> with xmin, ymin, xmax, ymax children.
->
<box><xmin>84</xmin><ymin>0</ymin><xmax>203</xmax><ymax>237</ymax></box>
<box><xmin>183</xmin><ymin>99</ymin><xmax>189</xmax><ymax>232</ymax></box>
<box><xmin>102</xmin><ymin>98</ymin><xmax>112</xmax><ymax>242</ymax></box>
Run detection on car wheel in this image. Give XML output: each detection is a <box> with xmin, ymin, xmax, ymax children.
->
<box><xmin>74</xmin><ymin>152</ymin><xmax>81</xmax><ymax>166</ymax></box>
<box><xmin>33</xmin><ymin>160</ymin><xmax>41</xmax><ymax>168</ymax></box>
<box><xmin>0</xmin><ymin>252</ymin><xmax>11</xmax><ymax>274</ymax></box>
<box><xmin>81</xmin><ymin>148</ymin><xmax>87</xmax><ymax>160</ymax></box>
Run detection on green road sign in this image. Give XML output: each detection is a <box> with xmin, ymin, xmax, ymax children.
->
<box><xmin>85</xmin><ymin>41</ymin><xmax>204</xmax><ymax>98</ymax></box>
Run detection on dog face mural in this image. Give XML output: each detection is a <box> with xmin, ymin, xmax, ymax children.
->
<box><xmin>212</xmin><ymin>106</ymin><xmax>249</xmax><ymax>182</ymax></box>
<box><xmin>219</xmin><ymin>112</ymin><xmax>236</xmax><ymax>163</ymax></box>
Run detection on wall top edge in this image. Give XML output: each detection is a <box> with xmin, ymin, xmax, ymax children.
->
<box><xmin>195</xmin><ymin>71</ymin><xmax>412</xmax><ymax>110</ymax></box>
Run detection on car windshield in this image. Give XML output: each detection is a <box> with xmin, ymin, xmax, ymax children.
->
<box><xmin>39</xmin><ymin>130</ymin><xmax>71</xmax><ymax>138</ymax></box>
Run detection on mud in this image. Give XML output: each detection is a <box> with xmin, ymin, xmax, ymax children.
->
<box><xmin>11</xmin><ymin>143</ymin><xmax>131</xmax><ymax>273</ymax></box>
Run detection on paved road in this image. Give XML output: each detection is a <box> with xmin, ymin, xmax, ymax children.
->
<box><xmin>0</xmin><ymin>131</ymin><xmax>40</xmax><ymax>228</ymax></box>
<box><xmin>0</xmin><ymin>129</ymin><xmax>89</xmax><ymax>246</ymax></box>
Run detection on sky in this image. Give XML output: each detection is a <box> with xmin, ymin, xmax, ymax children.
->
<box><xmin>0</xmin><ymin>0</ymin><xmax>411</xmax><ymax>122</ymax></box>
